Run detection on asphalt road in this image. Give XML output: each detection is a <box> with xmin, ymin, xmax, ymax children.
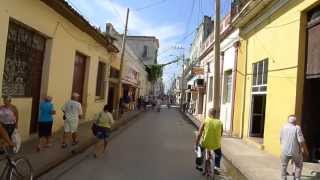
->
<box><xmin>41</xmin><ymin>108</ymin><xmax>231</xmax><ymax>180</ymax></box>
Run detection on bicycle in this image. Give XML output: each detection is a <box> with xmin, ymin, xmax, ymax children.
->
<box><xmin>0</xmin><ymin>147</ymin><xmax>33</xmax><ymax>180</ymax></box>
<box><xmin>203</xmin><ymin>149</ymin><xmax>215</xmax><ymax>180</ymax></box>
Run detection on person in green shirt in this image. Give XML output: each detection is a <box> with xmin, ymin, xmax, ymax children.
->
<box><xmin>195</xmin><ymin>108</ymin><xmax>223</xmax><ymax>171</ymax></box>
<box><xmin>93</xmin><ymin>104</ymin><xmax>114</xmax><ymax>158</ymax></box>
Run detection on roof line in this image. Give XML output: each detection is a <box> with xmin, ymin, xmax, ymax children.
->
<box><xmin>41</xmin><ymin>0</ymin><xmax>119</xmax><ymax>53</ymax></box>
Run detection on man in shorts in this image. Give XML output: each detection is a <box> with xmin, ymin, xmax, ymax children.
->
<box><xmin>61</xmin><ymin>93</ymin><xmax>83</xmax><ymax>148</ymax></box>
<box><xmin>280</xmin><ymin>115</ymin><xmax>309</xmax><ymax>180</ymax></box>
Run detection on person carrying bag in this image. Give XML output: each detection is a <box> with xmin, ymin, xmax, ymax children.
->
<box><xmin>92</xmin><ymin>105</ymin><xmax>114</xmax><ymax>158</ymax></box>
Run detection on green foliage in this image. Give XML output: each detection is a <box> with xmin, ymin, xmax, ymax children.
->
<box><xmin>146</xmin><ymin>65</ymin><xmax>163</xmax><ymax>83</ymax></box>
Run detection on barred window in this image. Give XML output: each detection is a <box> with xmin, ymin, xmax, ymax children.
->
<box><xmin>3</xmin><ymin>21</ymin><xmax>46</xmax><ymax>97</ymax></box>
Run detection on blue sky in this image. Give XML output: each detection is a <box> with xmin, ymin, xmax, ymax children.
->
<box><xmin>65</xmin><ymin>0</ymin><xmax>231</xmax><ymax>91</ymax></box>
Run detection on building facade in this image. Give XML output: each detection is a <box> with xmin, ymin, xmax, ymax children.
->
<box><xmin>232</xmin><ymin>0</ymin><xmax>320</xmax><ymax>156</ymax></box>
<box><xmin>0</xmin><ymin>0</ymin><xmax>119</xmax><ymax>140</ymax></box>
<box><xmin>105</xmin><ymin>24</ymin><xmax>151</xmax><ymax>111</ymax></box>
<box><xmin>185</xmin><ymin>16</ymin><xmax>214</xmax><ymax>118</ymax></box>
<box><xmin>126</xmin><ymin>36</ymin><xmax>159</xmax><ymax>65</ymax></box>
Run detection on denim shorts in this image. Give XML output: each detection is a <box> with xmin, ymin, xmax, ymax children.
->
<box><xmin>95</xmin><ymin>127</ymin><xmax>111</xmax><ymax>140</ymax></box>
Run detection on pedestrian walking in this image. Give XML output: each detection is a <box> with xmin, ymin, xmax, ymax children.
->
<box><xmin>280</xmin><ymin>115</ymin><xmax>309</xmax><ymax>180</ymax></box>
<box><xmin>156</xmin><ymin>97</ymin><xmax>162</xmax><ymax>112</ymax></box>
<box><xmin>61</xmin><ymin>93</ymin><xmax>83</xmax><ymax>148</ymax></box>
<box><xmin>92</xmin><ymin>104</ymin><xmax>114</xmax><ymax>158</ymax></box>
<box><xmin>37</xmin><ymin>95</ymin><xmax>56</xmax><ymax>152</ymax></box>
<box><xmin>195</xmin><ymin>108</ymin><xmax>223</xmax><ymax>173</ymax></box>
<box><xmin>0</xmin><ymin>96</ymin><xmax>19</xmax><ymax>137</ymax></box>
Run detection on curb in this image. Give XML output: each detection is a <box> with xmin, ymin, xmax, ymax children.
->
<box><xmin>35</xmin><ymin>111</ymin><xmax>143</xmax><ymax>179</ymax></box>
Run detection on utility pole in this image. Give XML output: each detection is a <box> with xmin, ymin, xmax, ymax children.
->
<box><xmin>180</xmin><ymin>54</ymin><xmax>185</xmax><ymax>111</ymax></box>
<box><xmin>116</xmin><ymin>8</ymin><xmax>129</xmax><ymax>120</ymax></box>
<box><xmin>213</xmin><ymin>0</ymin><xmax>221</xmax><ymax>115</ymax></box>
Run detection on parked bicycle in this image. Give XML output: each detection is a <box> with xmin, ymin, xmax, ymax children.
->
<box><xmin>0</xmin><ymin>147</ymin><xmax>33</xmax><ymax>180</ymax></box>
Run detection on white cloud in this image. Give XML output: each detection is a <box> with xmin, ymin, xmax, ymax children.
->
<box><xmin>66</xmin><ymin>0</ymin><xmax>183</xmax><ymax>52</ymax></box>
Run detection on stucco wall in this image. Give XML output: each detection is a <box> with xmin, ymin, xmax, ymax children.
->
<box><xmin>126</xmin><ymin>37</ymin><xmax>158</xmax><ymax>65</ymax></box>
<box><xmin>0</xmin><ymin>0</ymin><xmax>118</xmax><ymax>140</ymax></box>
<box><xmin>237</xmin><ymin>0</ymin><xmax>319</xmax><ymax>156</ymax></box>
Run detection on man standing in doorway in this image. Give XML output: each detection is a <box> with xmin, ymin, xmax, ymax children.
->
<box><xmin>61</xmin><ymin>93</ymin><xmax>83</xmax><ymax>148</ymax></box>
<box><xmin>280</xmin><ymin>115</ymin><xmax>309</xmax><ymax>180</ymax></box>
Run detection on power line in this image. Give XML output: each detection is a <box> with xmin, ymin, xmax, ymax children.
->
<box><xmin>133</xmin><ymin>0</ymin><xmax>167</xmax><ymax>11</ymax></box>
<box><xmin>184</xmin><ymin>0</ymin><xmax>196</xmax><ymax>38</ymax></box>
<box><xmin>107</xmin><ymin>0</ymin><xmax>125</xmax><ymax>24</ymax></box>
<box><xmin>157</xmin><ymin>29</ymin><xmax>196</xmax><ymax>56</ymax></box>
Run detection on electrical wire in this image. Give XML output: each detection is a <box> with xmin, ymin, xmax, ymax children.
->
<box><xmin>107</xmin><ymin>0</ymin><xmax>125</xmax><ymax>24</ymax></box>
<box><xmin>184</xmin><ymin>0</ymin><xmax>196</xmax><ymax>39</ymax></box>
<box><xmin>133</xmin><ymin>0</ymin><xmax>167</xmax><ymax>11</ymax></box>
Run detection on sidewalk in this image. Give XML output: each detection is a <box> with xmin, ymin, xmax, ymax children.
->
<box><xmin>19</xmin><ymin>110</ymin><xmax>142</xmax><ymax>178</ymax></box>
<box><xmin>182</xmin><ymin>111</ymin><xmax>320</xmax><ymax>180</ymax></box>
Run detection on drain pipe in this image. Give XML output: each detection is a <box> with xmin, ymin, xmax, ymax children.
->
<box><xmin>230</xmin><ymin>40</ymin><xmax>240</xmax><ymax>136</ymax></box>
<box><xmin>240</xmin><ymin>39</ymin><xmax>248</xmax><ymax>139</ymax></box>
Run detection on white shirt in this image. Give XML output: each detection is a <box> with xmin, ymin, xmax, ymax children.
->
<box><xmin>280</xmin><ymin>123</ymin><xmax>305</xmax><ymax>156</ymax></box>
<box><xmin>62</xmin><ymin>100</ymin><xmax>83</xmax><ymax>121</ymax></box>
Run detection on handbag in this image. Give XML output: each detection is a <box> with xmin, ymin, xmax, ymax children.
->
<box><xmin>91</xmin><ymin>113</ymin><xmax>102</xmax><ymax>136</ymax></box>
<box><xmin>11</xmin><ymin>129</ymin><xmax>21</xmax><ymax>153</ymax></box>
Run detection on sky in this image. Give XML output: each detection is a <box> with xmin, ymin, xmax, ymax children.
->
<box><xmin>65</xmin><ymin>0</ymin><xmax>231</xmax><ymax>92</ymax></box>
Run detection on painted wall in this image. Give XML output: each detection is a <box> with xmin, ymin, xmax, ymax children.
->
<box><xmin>220</xmin><ymin>30</ymin><xmax>239</xmax><ymax>133</ymax></box>
<box><xmin>126</xmin><ymin>37</ymin><xmax>158</xmax><ymax>65</ymax></box>
<box><xmin>235</xmin><ymin>0</ymin><xmax>319</xmax><ymax>156</ymax></box>
<box><xmin>0</xmin><ymin>0</ymin><xmax>119</xmax><ymax>140</ymax></box>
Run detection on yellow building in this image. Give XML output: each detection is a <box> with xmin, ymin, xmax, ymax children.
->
<box><xmin>232</xmin><ymin>0</ymin><xmax>320</xmax><ymax>156</ymax></box>
<box><xmin>0</xmin><ymin>0</ymin><xmax>119</xmax><ymax>141</ymax></box>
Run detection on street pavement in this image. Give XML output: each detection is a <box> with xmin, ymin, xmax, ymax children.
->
<box><xmin>41</xmin><ymin>108</ymin><xmax>232</xmax><ymax>180</ymax></box>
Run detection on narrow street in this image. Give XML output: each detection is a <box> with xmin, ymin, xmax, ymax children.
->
<box><xmin>40</xmin><ymin>108</ymin><xmax>232</xmax><ymax>180</ymax></box>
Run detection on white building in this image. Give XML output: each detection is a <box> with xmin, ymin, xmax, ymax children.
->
<box><xmin>199</xmin><ymin>14</ymin><xmax>240</xmax><ymax>133</ymax></box>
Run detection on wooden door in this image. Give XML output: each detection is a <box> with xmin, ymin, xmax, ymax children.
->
<box><xmin>72</xmin><ymin>53</ymin><xmax>86</xmax><ymax>103</ymax></box>
<box><xmin>30</xmin><ymin>35</ymin><xmax>46</xmax><ymax>133</ymax></box>
<box><xmin>107</xmin><ymin>85</ymin><xmax>115</xmax><ymax>111</ymax></box>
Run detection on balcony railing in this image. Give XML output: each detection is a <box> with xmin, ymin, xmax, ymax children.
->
<box><xmin>231</xmin><ymin>0</ymin><xmax>250</xmax><ymax>20</ymax></box>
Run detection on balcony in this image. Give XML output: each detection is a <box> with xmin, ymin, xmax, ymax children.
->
<box><xmin>231</xmin><ymin>0</ymin><xmax>250</xmax><ymax>20</ymax></box>
<box><xmin>230</xmin><ymin>0</ymin><xmax>274</xmax><ymax>28</ymax></box>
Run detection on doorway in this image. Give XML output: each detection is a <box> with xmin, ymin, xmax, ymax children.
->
<box><xmin>250</xmin><ymin>95</ymin><xmax>266</xmax><ymax>138</ymax></box>
<box><xmin>3</xmin><ymin>21</ymin><xmax>46</xmax><ymax>133</ymax></box>
<box><xmin>72</xmin><ymin>52</ymin><xmax>87</xmax><ymax>103</ymax></box>
<box><xmin>302</xmin><ymin>7</ymin><xmax>320</xmax><ymax>161</ymax></box>
<box><xmin>107</xmin><ymin>83</ymin><xmax>116</xmax><ymax>112</ymax></box>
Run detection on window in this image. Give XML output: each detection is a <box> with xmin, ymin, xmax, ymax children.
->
<box><xmin>96</xmin><ymin>62</ymin><xmax>107</xmax><ymax>99</ymax></box>
<box><xmin>142</xmin><ymin>45</ymin><xmax>148</xmax><ymax>58</ymax></box>
<box><xmin>109</xmin><ymin>66</ymin><xmax>120</xmax><ymax>79</ymax></box>
<box><xmin>252</xmin><ymin>59</ymin><xmax>268</xmax><ymax>93</ymax></box>
<box><xmin>207</xmin><ymin>62</ymin><xmax>211</xmax><ymax>73</ymax></box>
<box><xmin>223</xmin><ymin>71</ymin><xmax>232</xmax><ymax>103</ymax></box>
<box><xmin>2</xmin><ymin>21</ymin><xmax>46</xmax><ymax>97</ymax></box>
<box><xmin>208</xmin><ymin>77</ymin><xmax>213</xmax><ymax>102</ymax></box>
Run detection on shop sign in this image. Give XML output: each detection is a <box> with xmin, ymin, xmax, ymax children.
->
<box><xmin>192</xmin><ymin>67</ymin><xmax>204</xmax><ymax>75</ymax></box>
